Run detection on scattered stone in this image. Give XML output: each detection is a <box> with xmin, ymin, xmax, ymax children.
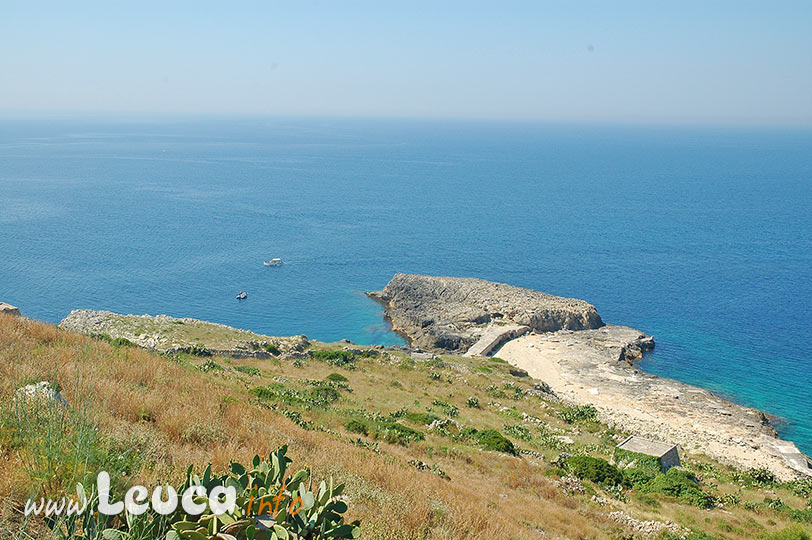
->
<box><xmin>15</xmin><ymin>381</ymin><xmax>68</xmax><ymax>408</ymax></box>
<box><xmin>0</xmin><ymin>302</ymin><xmax>21</xmax><ymax>316</ymax></box>
<box><xmin>607</xmin><ymin>510</ymin><xmax>685</xmax><ymax>538</ymax></box>
<box><xmin>555</xmin><ymin>475</ymin><xmax>585</xmax><ymax>494</ymax></box>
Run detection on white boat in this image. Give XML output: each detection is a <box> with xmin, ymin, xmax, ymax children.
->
<box><xmin>263</xmin><ymin>258</ymin><xmax>282</xmax><ymax>267</ymax></box>
<box><xmin>236</xmin><ymin>291</ymin><xmax>247</xmax><ymax>300</ymax></box>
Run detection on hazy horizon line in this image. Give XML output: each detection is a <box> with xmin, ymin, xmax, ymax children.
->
<box><xmin>2</xmin><ymin>108</ymin><xmax>812</xmax><ymax>132</ymax></box>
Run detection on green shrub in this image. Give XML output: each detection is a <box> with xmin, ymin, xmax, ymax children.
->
<box><xmin>624</xmin><ymin>467</ymin><xmax>656</xmax><ymax>488</ymax></box>
<box><xmin>264</xmin><ymin>342</ymin><xmax>281</xmax><ymax>355</ymax></box>
<box><xmin>308</xmin><ymin>385</ymin><xmax>341</xmax><ymax>404</ymax></box>
<box><xmin>644</xmin><ymin>468</ymin><xmax>715</xmax><ymax>509</ymax></box>
<box><xmin>476</xmin><ymin>429</ymin><xmax>518</xmax><ymax>456</ymax></box>
<box><xmin>326</xmin><ymin>372</ymin><xmax>349</xmax><ymax>382</ymax></box>
<box><xmin>466</xmin><ymin>396</ymin><xmax>480</xmax><ymax>408</ymax></box>
<box><xmin>489</xmin><ymin>357</ymin><xmax>507</xmax><ymax>363</ymax></box>
<box><xmin>345</xmin><ymin>419</ymin><xmax>369</xmax><ymax>435</ymax></box>
<box><xmin>566</xmin><ymin>456</ymin><xmax>626</xmax><ymax>487</ymax></box>
<box><xmin>429</xmin><ymin>372</ymin><xmax>441</xmax><ymax>381</ymax></box>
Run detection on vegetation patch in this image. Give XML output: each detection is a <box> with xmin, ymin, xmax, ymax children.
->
<box><xmin>615</xmin><ymin>446</ymin><xmax>663</xmax><ymax>477</ymax></box>
<box><xmin>559</xmin><ymin>404</ymin><xmax>598</xmax><ymax>424</ymax></box>
<box><xmin>643</xmin><ymin>468</ymin><xmax>716</xmax><ymax>509</ymax></box>
<box><xmin>234</xmin><ymin>365</ymin><xmax>260</xmax><ymax>376</ymax></box>
<box><xmin>566</xmin><ymin>455</ymin><xmax>626</xmax><ymax>487</ymax></box>
<box><xmin>345</xmin><ymin>418</ymin><xmax>369</xmax><ymax>435</ymax></box>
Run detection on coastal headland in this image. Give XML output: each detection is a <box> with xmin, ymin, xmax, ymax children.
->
<box><xmin>369</xmin><ymin>273</ymin><xmax>812</xmax><ymax>480</ymax></box>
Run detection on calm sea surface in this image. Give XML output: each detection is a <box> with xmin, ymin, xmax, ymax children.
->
<box><xmin>1</xmin><ymin>116</ymin><xmax>810</xmax><ymax>453</ymax></box>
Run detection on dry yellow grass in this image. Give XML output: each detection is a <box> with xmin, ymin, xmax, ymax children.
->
<box><xmin>0</xmin><ymin>313</ymin><xmax>810</xmax><ymax>540</ymax></box>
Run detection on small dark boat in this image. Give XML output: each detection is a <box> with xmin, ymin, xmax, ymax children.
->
<box><xmin>236</xmin><ymin>291</ymin><xmax>247</xmax><ymax>300</ymax></box>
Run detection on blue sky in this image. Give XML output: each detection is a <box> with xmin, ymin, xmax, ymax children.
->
<box><xmin>1</xmin><ymin>1</ymin><xmax>811</xmax><ymax>126</ymax></box>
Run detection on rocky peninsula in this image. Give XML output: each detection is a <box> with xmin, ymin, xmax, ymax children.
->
<box><xmin>370</xmin><ymin>273</ymin><xmax>812</xmax><ymax>480</ymax></box>
<box><xmin>59</xmin><ymin>309</ymin><xmax>308</xmax><ymax>357</ymax></box>
<box><xmin>367</xmin><ymin>273</ymin><xmax>603</xmax><ymax>351</ymax></box>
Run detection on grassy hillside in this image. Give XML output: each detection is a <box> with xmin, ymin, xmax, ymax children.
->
<box><xmin>0</xmin><ymin>313</ymin><xmax>810</xmax><ymax>540</ymax></box>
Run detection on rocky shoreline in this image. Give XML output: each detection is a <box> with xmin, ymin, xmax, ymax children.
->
<box><xmin>59</xmin><ymin>309</ymin><xmax>309</xmax><ymax>357</ymax></box>
<box><xmin>370</xmin><ymin>274</ymin><xmax>812</xmax><ymax>480</ymax></box>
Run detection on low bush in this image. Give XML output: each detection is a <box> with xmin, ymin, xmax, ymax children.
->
<box><xmin>476</xmin><ymin>429</ymin><xmax>518</xmax><ymax>456</ymax></box>
<box><xmin>623</xmin><ymin>467</ymin><xmax>656</xmax><ymax>488</ymax></box>
<box><xmin>644</xmin><ymin>468</ymin><xmax>715</xmax><ymax>509</ymax></box>
<box><xmin>326</xmin><ymin>372</ymin><xmax>349</xmax><ymax>382</ymax></box>
<box><xmin>308</xmin><ymin>385</ymin><xmax>341</xmax><ymax>404</ymax></box>
<box><xmin>345</xmin><ymin>419</ymin><xmax>368</xmax><ymax>435</ymax></box>
<box><xmin>566</xmin><ymin>456</ymin><xmax>626</xmax><ymax>487</ymax></box>
<box><xmin>466</xmin><ymin>396</ymin><xmax>480</xmax><ymax>408</ymax></box>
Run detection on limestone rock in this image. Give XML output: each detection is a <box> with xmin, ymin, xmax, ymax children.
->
<box><xmin>368</xmin><ymin>273</ymin><xmax>603</xmax><ymax>352</ymax></box>
<box><xmin>15</xmin><ymin>381</ymin><xmax>68</xmax><ymax>408</ymax></box>
<box><xmin>0</xmin><ymin>302</ymin><xmax>21</xmax><ymax>316</ymax></box>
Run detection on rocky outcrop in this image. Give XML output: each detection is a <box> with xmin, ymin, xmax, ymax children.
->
<box><xmin>59</xmin><ymin>309</ymin><xmax>308</xmax><ymax>357</ymax></box>
<box><xmin>368</xmin><ymin>274</ymin><xmax>603</xmax><ymax>352</ymax></box>
<box><xmin>496</xmin><ymin>327</ymin><xmax>812</xmax><ymax>480</ymax></box>
<box><xmin>0</xmin><ymin>302</ymin><xmax>21</xmax><ymax>316</ymax></box>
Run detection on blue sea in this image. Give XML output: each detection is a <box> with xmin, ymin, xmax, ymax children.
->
<box><xmin>1</xmin><ymin>116</ymin><xmax>810</xmax><ymax>454</ymax></box>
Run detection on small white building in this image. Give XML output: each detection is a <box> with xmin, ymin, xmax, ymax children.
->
<box><xmin>617</xmin><ymin>436</ymin><xmax>680</xmax><ymax>473</ymax></box>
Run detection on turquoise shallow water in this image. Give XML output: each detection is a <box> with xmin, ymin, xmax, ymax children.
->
<box><xmin>1</xmin><ymin>116</ymin><xmax>810</xmax><ymax>453</ymax></box>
